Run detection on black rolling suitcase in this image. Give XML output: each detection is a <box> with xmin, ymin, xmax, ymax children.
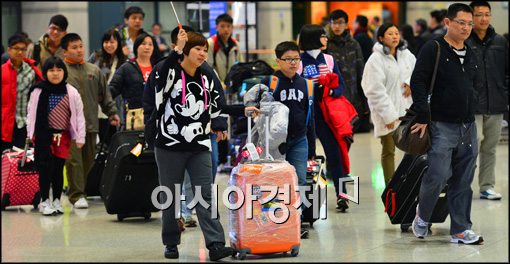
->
<box><xmin>302</xmin><ymin>155</ymin><xmax>327</xmax><ymax>227</ymax></box>
<box><xmin>381</xmin><ymin>154</ymin><xmax>449</xmax><ymax>231</ymax></box>
<box><xmin>85</xmin><ymin>141</ymin><xmax>108</xmax><ymax>197</ymax></box>
<box><xmin>100</xmin><ymin>130</ymin><xmax>160</xmax><ymax>221</ymax></box>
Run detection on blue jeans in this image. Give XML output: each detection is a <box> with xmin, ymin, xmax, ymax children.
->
<box><xmin>210</xmin><ymin>133</ymin><xmax>218</xmax><ymax>183</ymax></box>
<box><xmin>315</xmin><ymin>118</ymin><xmax>348</xmax><ymax>197</ymax></box>
<box><xmin>285</xmin><ymin>136</ymin><xmax>308</xmax><ymax>187</ymax></box>
<box><xmin>180</xmin><ymin>171</ymin><xmax>193</xmax><ymax>219</ymax></box>
<box><xmin>418</xmin><ymin>121</ymin><xmax>478</xmax><ymax>235</ymax></box>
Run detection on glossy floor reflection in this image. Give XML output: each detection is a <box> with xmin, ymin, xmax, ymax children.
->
<box><xmin>2</xmin><ymin>133</ymin><xmax>508</xmax><ymax>262</ymax></box>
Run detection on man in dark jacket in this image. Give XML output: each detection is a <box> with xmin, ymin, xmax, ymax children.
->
<box><xmin>466</xmin><ymin>1</ymin><xmax>508</xmax><ymax>201</ymax></box>
<box><xmin>353</xmin><ymin>15</ymin><xmax>374</xmax><ymax>63</ymax></box>
<box><xmin>410</xmin><ymin>3</ymin><xmax>483</xmax><ymax>245</ymax></box>
<box><xmin>327</xmin><ymin>9</ymin><xmax>370</xmax><ymax>133</ymax></box>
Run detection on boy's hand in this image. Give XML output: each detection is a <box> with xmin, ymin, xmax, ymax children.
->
<box><xmin>244</xmin><ymin>106</ymin><xmax>260</xmax><ymax>118</ymax></box>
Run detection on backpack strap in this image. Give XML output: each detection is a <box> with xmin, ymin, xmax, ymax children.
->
<box><xmin>305</xmin><ymin>79</ymin><xmax>314</xmax><ymax>126</ymax></box>
<box><xmin>324</xmin><ymin>53</ymin><xmax>334</xmax><ymax>72</ymax></box>
<box><xmin>33</xmin><ymin>42</ymin><xmax>41</xmax><ymax>66</ymax></box>
<box><xmin>268</xmin><ymin>75</ymin><xmax>280</xmax><ymax>93</ymax></box>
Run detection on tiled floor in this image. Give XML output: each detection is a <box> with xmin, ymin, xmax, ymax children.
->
<box><xmin>2</xmin><ymin>132</ymin><xmax>508</xmax><ymax>262</ymax></box>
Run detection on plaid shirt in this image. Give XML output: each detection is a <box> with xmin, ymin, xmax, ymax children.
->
<box><xmin>16</xmin><ymin>61</ymin><xmax>36</xmax><ymax>128</ymax></box>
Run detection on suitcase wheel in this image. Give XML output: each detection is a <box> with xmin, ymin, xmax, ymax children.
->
<box><xmin>400</xmin><ymin>223</ymin><xmax>411</xmax><ymax>232</ymax></box>
<box><xmin>1</xmin><ymin>194</ymin><xmax>10</xmax><ymax>210</ymax></box>
<box><xmin>117</xmin><ymin>214</ymin><xmax>125</xmax><ymax>222</ymax></box>
<box><xmin>144</xmin><ymin>213</ymin><xmax>151</xmax><ymax>220</ymax></box>
<box><xmin>238</xmin><ymin>252</ymin><xmax>247</xmax><ymax>260</ymax></box>
<box><xmin>290</xmin><ymin>246</ymin><xmax>299</xmax><ymax>257</ymax></box>
<box><xmin>32</xmin><ymin>191</ymin><xmax>41</xmax><ymax>210</ymax></box>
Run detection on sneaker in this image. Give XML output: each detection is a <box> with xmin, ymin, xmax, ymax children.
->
<box><xmin>52</xmin><ymin>198</ymin><xmax>64</xmax><ymax>214</ymax></box>
<box><xmin>184</xmin><ymin>217</ymin><xmax>198</xmax><ymax>227</ymax></box>
<box><xmin>208</xmin><ymin>242</ymin><xmax>234</xmax><ymax>261</ymax></box>
<box><xmin>177</xmin><ymin>217</ymin><xmax>186</xmax><ymax>232</ymax></box>
<box><xmin>480</xmin><ymin>189</ymin><xmax>502</xmax><ymax>200</ymax></box>
<box><xmin>42</xmin><ymin>202</ymin><xmax>57</xmax><ymax>216</ymax></box>
<box><xmin>164</xmin><ymin>245</ymin><xmax>179</xmax><ymax>259</ymax></box>
<box><xmin>336</xmin><ymin>198</ymin><xmax>349</xmax><ymax>212</ymax></box>
<box><xmin>451</xmin><ymin>230</ymin><xmax>484</xmax><ymax>245</ymax></box>
<box><xmin>300</xmin><ymin>226</ymin><xmax>309</xmax><ymax>239</ymax></box>
<box><xmin>412</xmin><ymin>212</ymin><xmax>429</xmax><ymax>239</ymax></box>
<box><xmin>73</xmin><ymin>197</ymin><xmax>89</xmax><ymax>209</ymax></box>
<box><xmin>38</xmin><ymin>198</ymin><xmax>51</xmax><ymax>213</ymax></box>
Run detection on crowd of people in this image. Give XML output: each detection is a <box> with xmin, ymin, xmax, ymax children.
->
<box><xmin>1</xmin><ymin>1</ymin><xmax>508</xmax><ymax>260</ymax></box>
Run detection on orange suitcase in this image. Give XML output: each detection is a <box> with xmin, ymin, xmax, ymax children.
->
<box><xmin>228</xmin><ymin>115</ymin><xmax>300</xmax><ymax>260</ymax></box>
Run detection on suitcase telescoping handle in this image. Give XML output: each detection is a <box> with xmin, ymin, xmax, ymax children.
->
<box><xmin>245</xmin><ymin>114</ymin><xmax>272</xmax><ymax>161</ymax></box>
<box><xmin>20</xmin><ymin>138</ymin><xmax>31</xmax><ymax>168</ymax></box>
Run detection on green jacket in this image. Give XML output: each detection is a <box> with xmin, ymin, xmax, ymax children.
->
<box><xmin>65</xmin><ymin>61</ymin><xmax>117</xmax><ymax>133</ymax></box>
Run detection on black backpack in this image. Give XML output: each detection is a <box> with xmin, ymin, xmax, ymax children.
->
<box><xmin>224</xmin><ymin>60</ymin><xmax>274</xmax><ymax>93</ymax></box>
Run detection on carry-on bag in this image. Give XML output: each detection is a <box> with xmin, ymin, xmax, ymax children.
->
<box><xmin>229</xmin><ymin>115</ymin><xmax>300</xmax><ymax>259</ymax></box>
<box><xmin>381</xmin><ymin>154</ymin><xmax>449</xmax><ymax>231</ymax></box>
<box><xmin>100</xmin><ymin>130</ymin><xmax>159</xmax><ymax>221</ymax></box>
<box><xmin>1</xmin><ymin>140</ymin><xmax>40</xmax><ymax>210</ymax></box>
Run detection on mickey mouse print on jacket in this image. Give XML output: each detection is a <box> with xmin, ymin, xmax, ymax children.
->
<box><xmin>144</xmin><ymin>56</ymin><xmax>225</xmax><ymax>152</ymax></box>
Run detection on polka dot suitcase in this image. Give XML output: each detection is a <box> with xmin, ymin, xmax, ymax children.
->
<box><xmin>1</xmin><ymin>150</ymin><xmax>40</xmax><ymax>210</ymax></box>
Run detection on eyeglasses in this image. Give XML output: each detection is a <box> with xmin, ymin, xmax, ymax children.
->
<box><xmin>330</xmin><ymin>20</ymin><xmax>346</xmax><ymax>26</ymax></box>
<box><xmin>474</xmin><ymin>13</ymin><xmax>492</xmax><ymax>18</ymax></box>
<box><xmin>10</xmin><ymin>47</ymin><xmax>27</xmax><ymax>52</ymax></box>
<box><xmin>451</xmin><ymin>19</ymin><xmax>474</xmax><ymax>28</ymax></box>
<box><xmin>280</xmin><ymin>57</ymin><xmax>301</xmax><ymax>64</ymax></box>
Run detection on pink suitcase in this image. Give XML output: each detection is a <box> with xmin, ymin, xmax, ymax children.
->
<box><xmin>1</xmin><ymin>149</ymin><xmax>40</xmax><ymax>210</ymax></box>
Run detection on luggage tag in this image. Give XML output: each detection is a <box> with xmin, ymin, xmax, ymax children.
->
<box><xmin>244</xmin><ymin>143</ymin><xmax>260</xmax><ymax>161</ymax></box>
<box><xmin>130</xmin><ymin>143</ymin><xmax>143</xmax><ymax>157</ymax></box>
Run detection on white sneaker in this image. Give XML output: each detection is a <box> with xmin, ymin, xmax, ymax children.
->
<box><xmin>480</xmin><ymin>189</ymin><xmax>502</xmax><ymax>200</ymax></box>
<box><xmin>39</xmin><ymin>198</ymin><xmax>51</xmax><ymax>213</ymax></box>
<box><xmin>52</xmin><ymin>198</ymin><xmax>64</xmax><ymax>214</ymax></box>
<box><xmin>74</xmin><ymin>197</ymin><xmax>89</xmax><ymax>209</ymax></box>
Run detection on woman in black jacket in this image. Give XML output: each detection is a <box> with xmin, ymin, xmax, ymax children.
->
<box><xmin>108</xmin><ymin>33</ymin><xmax>158</xmax><ymax>128</ymax></box>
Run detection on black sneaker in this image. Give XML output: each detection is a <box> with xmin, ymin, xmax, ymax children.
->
<box><xmin>336</xmin><ymin>198</ymin><xmax>349</xmax><ymax>212</ymax></box>
<box><xmin>164</xmin><ymin>245</ymin><xmax>179</xmax><ymax>259</ymax></box>
<box><xmin>208</xmin><ymin>242</ymin><xmax>235</xmax><ymax>261</ymax></box>
<box><xmin>300</xmin><ymin>227</ymin><xmax>309</xmax><ymax>239</ymax></box>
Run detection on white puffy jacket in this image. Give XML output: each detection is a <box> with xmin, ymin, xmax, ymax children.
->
<box><xmin>361</xmin><ymin>42</ymin><xmax>416</xmax><ymax>137</ymax></box>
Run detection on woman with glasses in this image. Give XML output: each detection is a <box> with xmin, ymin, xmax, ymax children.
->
<box><xmin>298</xmin><ymin>24</ymin><xmax>355</xmax><ymax>213</ymax></box>
<box><xmin>361</xmin><ymin>22</ymin><xmax>416</xmax><ymax>185</ymax></box>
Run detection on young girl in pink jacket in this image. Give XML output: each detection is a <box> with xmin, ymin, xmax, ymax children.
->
<box><xmin>27</xmin><ymin>56</ymin><xmax>86</xmax><ymax>216</ymax></box>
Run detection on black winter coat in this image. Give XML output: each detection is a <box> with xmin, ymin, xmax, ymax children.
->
<box><xmin>466</xmin><ymin>26</ymin><xmax>508</xmax><ymax>114</ymax></box>
<box><xmin>109</xmin><ymin>59</ymin><xmax>146</xmax><ymax>109</ymax></box>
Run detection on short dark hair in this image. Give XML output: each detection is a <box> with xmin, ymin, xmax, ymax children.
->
<box><xmin>275</xmin><ymin>41</ymin><xmax>300</xmax><ymax>59</ymax></box>
<box><xmin>183</xmin><ymin>32</ymin><xmax>208</xmax><ymax>56</ymax></box>
<box><xmin>49</xmin><ymin>14</ymin><xmax>68</xmax><ymax>31</ymax></box>
<box><xmin>446</xmin><ymin>3</ymin><xmax>473</xmax><ymax>20</ymax></box>
<box><xmin>215</xmin><ymin>13</ymin><xmax>233</xmax><ymax>25</ymax></box>
<box><xmin>42</xmin><ymin>56</ymin><xmax>68</xmax><ymax>83</ymax></box>
<box><xmin>469</xmin><ymin>1</ymin><xmax>491</xmax><ymax>11</ymax></box>
<box><xmin>415</xmin><ymin>18</ymin><xmax>428</xmax><ymax>31</ymax></box>
<box><xmin>299</xmin><ymin>24</ymin><xmax>326</xmax><ymax>51</ymax></box>
<box><xmin>430</xmin><ymin>9</ymin><xmax>447</xmax><ymax>23</ymax></box>
<box><xmin>60</xmin><ymin>33</ymin><xmax>82</xmax><ymax>50</ymax></box>
<box><xmin>373</xmin><ymin>16</ymin><xmax>381</xmax><ymax>23</ymax></box>
<box><xmin>171</xmin><ymin>25</ymin><xmax>195</xmax><ymax>45</ymax></box>
<box><xmin>8</xmin><ymin>33</ymin><xmax>29</xmax><ymax>47</ymax></box>
<box><xmin>329</xmin><ymin>9</ymin><xmax>349</xmax><ymax>24</ymax></box>
<box><xmin>356</xmin><ymin>15</ymin><xmax>369</xmax><ymax>27</ymax></box>
<box><xmin>124</xmin><ymin>6</ymin><xmax>145</xmax><ymax>19</ymax></box>
<box><xmin>133</xmin><ymin>33</ymin><xmax>156</xmax><ymax>59</ymax></box>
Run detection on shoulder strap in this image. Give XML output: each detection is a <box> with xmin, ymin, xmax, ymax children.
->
<box><xmin>428</xmin><ymin>40</ymin><xmax>441</xmax><ymax>98</ymax></box>
<box><xmin>324</xmin><ymin>53</ymin><xmax>334</xmax><ymax>72</ymax></box>
<box><xmin>305</xmin><ymin>79</ymin><xmax>314</xmax><ymax>126</ymax></box>
<box><xmin>297</xmin><ymin>61</ymin><xmax>303</xmax><ymax>75</ymax></box>
<box><xmin>268</xmin><ymin>75</ymin><xmax>279</xmax><ymax>93</ymax></box>
<box><xmin>33</xmin><ymin>42</ymin><xmax>41</xmax><ymax>66</ymax></box>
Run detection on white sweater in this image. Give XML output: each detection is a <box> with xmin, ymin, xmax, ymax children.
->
<box><xmin>361</xmin><ymin>42</ymin><xmax>416</xmax><ymax>137</ymax></box>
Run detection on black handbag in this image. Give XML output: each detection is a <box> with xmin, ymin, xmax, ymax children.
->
<box><xmin>393</xmin><ymin>41</ymin><xmax>440</xmax><ymax>155</ymax></box>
